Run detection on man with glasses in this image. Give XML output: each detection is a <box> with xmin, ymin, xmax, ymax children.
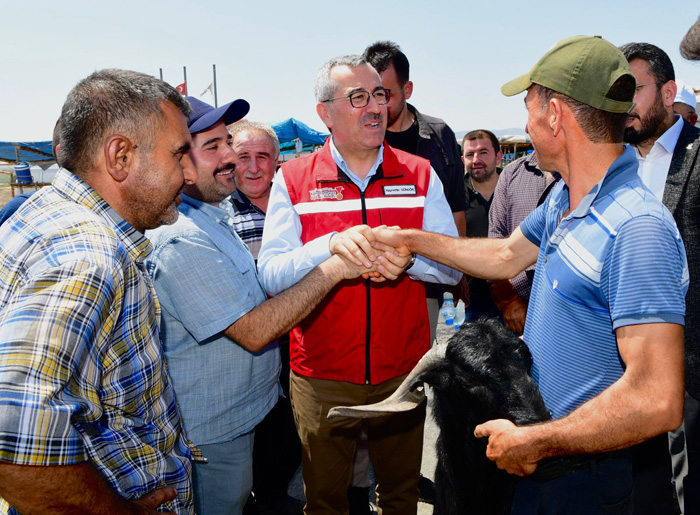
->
<box><xmin>620</xmin><ymin>42</ymin><xmax>700</xmax><ymax>515</ymax></box>
<box><xmin>257</xmin><ymin>54</ymin><xmax>460</xmax><ymax>515</ymax></box>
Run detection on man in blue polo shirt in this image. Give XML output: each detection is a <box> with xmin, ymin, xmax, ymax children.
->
<box><xmin>376</xmin><ymin>35</ymin><xmax>689</xmax><ymax>514</ymax></box>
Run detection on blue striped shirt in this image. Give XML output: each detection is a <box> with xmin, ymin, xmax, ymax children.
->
<box><xmin>521</xmin><ymin>147</ymin><xmax>689</xmax><ymax>419</ymax></box>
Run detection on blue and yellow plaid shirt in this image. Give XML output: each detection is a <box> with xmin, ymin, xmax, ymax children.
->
<box><xmin>0</xmin><ymin>169</ymin><xmax>192</xmax><ymax>514</ymax></box>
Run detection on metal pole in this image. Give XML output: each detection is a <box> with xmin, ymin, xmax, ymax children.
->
<box><xmin>213</xmin><ymin>64</ymin><xmax>218</xmax><ymax>108</ymax></box>
<box><xmin>183</xmin><ymin>66</ymin><xmax>188</xmax><ymax>95</ymax></box>
<box><xmin>159</xmin><ymin>68</ymin><xmax>163</xmax><ymax>81</ymax></box>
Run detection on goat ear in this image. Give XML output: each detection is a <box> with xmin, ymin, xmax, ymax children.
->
<box><xmin>413</xmin><ymin>368</ymin><xmax>449</xmax><ymax>391</ymax></box>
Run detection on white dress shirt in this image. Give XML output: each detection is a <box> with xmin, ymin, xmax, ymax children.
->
<box><xmin>634</xmin><ymin>115</ymin><xmax>684</xmax><ymax>199</ymax></box>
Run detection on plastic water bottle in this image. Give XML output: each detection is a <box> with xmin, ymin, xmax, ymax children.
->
<box><xmin>440</xmin><ymin>292</ymin><xmax>455</xmax><ymax>325</ymax></box>
<box><xmin>454</xmin><ymin>300</ymin><xmax>466</xmax><ymax>330</ymax></box>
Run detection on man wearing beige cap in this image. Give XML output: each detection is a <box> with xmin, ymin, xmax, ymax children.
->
<box><xmin>376</xmin><ymin>35</ymin><xmax>688</xmax><ymax>513</ymax></box>
<box><xmin>675</xmin><ymin>80</ymin><xmax>698</xmax><ymax>125</ymax></box>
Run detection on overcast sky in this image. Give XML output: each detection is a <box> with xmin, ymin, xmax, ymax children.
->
<box><xmin>2</xmin><ymin>0</ymin><xmax>698</xmax><ymax>141</ymax></box>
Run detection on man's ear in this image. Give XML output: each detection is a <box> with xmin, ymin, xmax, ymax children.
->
<box><xmin>403</xmin><ymin>80</ymin><xmax>414</xmax><ymax>101</ymax></box>
<box><xmin>662</xmin><ymin>80</ymin><xmax>678</xmax><ymax>109</ymax></box>
<box><xmin>548</xmin><ymin>98</ymin><xmax>564</xmax><ymax>137</ymax></box>
<box><xmin>317</xmin><ymin>102</ymin><xmax>332</xmax><ymax>130</ymax></box>
<box><xmin>104</xmin><ymin>135</ymin><xmax>135</xmax><ymax>183</ymax></box>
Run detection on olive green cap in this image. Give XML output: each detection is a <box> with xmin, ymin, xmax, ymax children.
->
<box><xmin>501</xmin><ymin>35</ymin><xmax>635</xmax><ymax>113</ymax></box>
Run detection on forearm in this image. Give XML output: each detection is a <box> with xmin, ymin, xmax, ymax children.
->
<box><xmin>258</xmin><ymin>234</ymin><xmax>333</xmax><ymax>296</ymax></box>
<box><xmin>524</xmin><ymin>325</ymin><xmax>684</xmax><ymax>461</ymax></box>
<box><xmin>0</xmin><ymin>461</ymin><xmax>136</xmax><ymax>515</ymax></box>
<box><xmin>401</xmin><ymin>229</ymin><xmax>532</xmax><ymax>280</ymax></box>
<box><xmin>227</xmin><ymin>255</ymin><xmax>353</xmax><ymax>351</ymax></box>
<box><xmin>525</xmin><ymin>371</ymin><xmax>683</xmax><ymax>462</ymax></box>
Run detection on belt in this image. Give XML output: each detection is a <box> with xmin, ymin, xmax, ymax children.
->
<box><xmin>530</xmin><ymin>449</ymin><xmax>628</xmax><ymax>483</ymax></box>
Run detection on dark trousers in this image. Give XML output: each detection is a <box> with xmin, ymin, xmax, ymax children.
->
<box><xmin>511</xmin><ymin>454</ymin><xmax>633</xmax><ymax>514</ymax></box>
<box><xmin>248</xmin><ymin>339</ymin><xmax>302</xmax><ymax>510</ymax></box>
<box><xmin>630</xmin><ymin>434</ymin><xmax>675</xmax><ymax>514</ymax></box>
<box><xmin>671</xmin><ymin>392</ymin><xmax>700</xmax><ymax>514</ymax></box>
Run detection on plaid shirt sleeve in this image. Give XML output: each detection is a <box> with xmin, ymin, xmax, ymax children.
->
<box><xmin>0</xmin><ymin>257</ymin><xmax>123</xmax><ymax>466</ymax></box>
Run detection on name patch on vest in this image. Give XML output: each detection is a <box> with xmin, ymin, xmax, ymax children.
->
<box><xmin>383</xmin><ymin>184</ymin><xmax>417</xmax><ymax>196</ymax></box>
<box><xmin>309</xmin><ymin>186</ymin><xmax>344</xmax><ymax>200</ymax></box>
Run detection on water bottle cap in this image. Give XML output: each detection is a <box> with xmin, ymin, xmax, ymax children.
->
<box><xmin>443</xmin><ymin>292</ymin><xmax>454</xmax><ymax>300</ymax></box>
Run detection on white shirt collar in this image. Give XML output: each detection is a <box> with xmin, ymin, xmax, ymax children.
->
<box><xmin>655</xmin><ymin>115</ymin><xmax>684</xmax><ymax>155</ymax></box>
<box><xmin>329</xmin><ymin>138</ymin><xmax>384</xmax><ymax>190</ymax></box>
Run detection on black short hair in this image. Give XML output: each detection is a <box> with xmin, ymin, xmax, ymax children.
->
<box><xmin>362</xmin><ymin>41</ymin><xmax>410</xmax><ymax>85</ymax></box>
<box><xmin>463</xmin><ymin>130</ymin><xmax>500</xmax><ymax>154</ymax></box>
<box><xmin>619</xmin><ymin>42</ymin><xmax>675</xmax><ymax>84</ymax></box>
<box><xmin>59</xmin><ymin>69</ymin><xmax>191</xmax><ymax>176</ymax></box>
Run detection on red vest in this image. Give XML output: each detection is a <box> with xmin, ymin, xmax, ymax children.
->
<box><xmin>281</xmin><ymin>142</ymin><xmax>431</xmax><ymax>385</ymax></box>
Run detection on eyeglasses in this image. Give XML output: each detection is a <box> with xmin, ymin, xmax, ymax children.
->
<box><xmin>322</xmin><ymin>88</ymin><xmax>391</xmax><ymax>108</ymax></box>
<box><xmin>634</xmin><ymin>82</ymin><xmax>662</xmax><ymax>96</ymax></box>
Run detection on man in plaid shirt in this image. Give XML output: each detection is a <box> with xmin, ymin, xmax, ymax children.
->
<box><xmin>0</xmin><ymin>69</ymin><xmax>197</xmax><ymax>514</ymax></box>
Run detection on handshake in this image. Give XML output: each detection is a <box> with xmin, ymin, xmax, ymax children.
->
<box><xmin>326</xmin><ymin>224</ymin><xmax>411</xmax><ymax>282</ymax></box>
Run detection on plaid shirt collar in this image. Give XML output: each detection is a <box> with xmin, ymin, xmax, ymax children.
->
<box><xmin>53</xmin><ymin>168</ymin><xmax>153</xmax><ymax>264</ymax></box>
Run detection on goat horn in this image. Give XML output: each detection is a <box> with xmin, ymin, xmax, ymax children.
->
<box><xmin>327</xmin><ymin>342</ymin><xmax>448</xmax><ymax>419</ymax></box>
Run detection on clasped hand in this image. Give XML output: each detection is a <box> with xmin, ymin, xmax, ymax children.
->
<box><xmin>329</xmin><ymin>225</ymin><xmax>412</xmax><ymax>282</ymax></box>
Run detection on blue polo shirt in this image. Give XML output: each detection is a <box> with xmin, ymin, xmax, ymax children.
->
<box><xmin>521</xmin><ymin>146</ymin><xmax>688</xmax><ymax>419</ymax></box>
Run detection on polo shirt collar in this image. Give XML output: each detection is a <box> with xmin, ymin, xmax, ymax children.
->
<box><xmin>566</xmin><ymin>146</ymin><xmax>639</xmax><ymax>219</ymax></box>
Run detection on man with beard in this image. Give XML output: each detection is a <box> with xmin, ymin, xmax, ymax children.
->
<box><xmin>145</xmin><ymin>97</ymin><xmax>383</xmax><ymax>515</ymax></box>
<box><xmin>0</xmin><ymin>69</ymin><xmax>198</xmax><ymax>514</ymax></box>
<box><xmin>461</xmin><ymin>129</ymin><xmax>502</xmax><ymax>321</ymax></box>
<box><xmin>621</xmin><ymin>42</ymin><xmax>700</xmax><ymax>515</ymax></box>
<box><xmin>258</xmin><ymin>54</ymin><xmax>460</xmax><ymax>515</ymax></box>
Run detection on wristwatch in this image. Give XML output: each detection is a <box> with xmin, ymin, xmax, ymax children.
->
<box><xmin>404</xmin><ymin>253</ymin><xmax>417</xmax><ymax>271</ymax></box>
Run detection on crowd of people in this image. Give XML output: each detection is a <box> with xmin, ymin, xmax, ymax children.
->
<box><xmin>0</xmin><ymin>16</ymin><xmax>699</xmax><ymax>515</ymax></box>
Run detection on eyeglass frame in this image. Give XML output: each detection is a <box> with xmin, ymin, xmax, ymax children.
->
<box><xmin>634</xmin><ymin>81</ymin><xmax>663</xmax><ymax>96</ymax></box>
<box><xmin>321</xmin><ymin>87</ymin><xmax>391</xmax><ymax>108</ymax></box>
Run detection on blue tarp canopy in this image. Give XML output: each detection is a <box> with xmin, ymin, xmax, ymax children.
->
<box><xmin>271</xmin><ymin>118</ymin><xmax>328</xmax><ymax>154</ymax></box>
<box><xmin>0</xmin><ymin>141</ymin><xmax>54</xmax><ymax>164</ymax></box>
<box><xmin>0</xmin><ymin>119</ymin><xmax>326</xmax><ymax>164</ymax></box>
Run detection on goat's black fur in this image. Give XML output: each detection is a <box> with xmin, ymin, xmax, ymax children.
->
<box><xmin>418</xmin><ymin>318</ymin><xmax>551</xmax><ymax>514</ymax></box>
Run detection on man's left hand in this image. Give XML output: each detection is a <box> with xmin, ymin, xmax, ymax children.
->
<box><xmin>474</xmin><ymin>419</ymin><xmax>539</xmax><ymax>476</ymax></box>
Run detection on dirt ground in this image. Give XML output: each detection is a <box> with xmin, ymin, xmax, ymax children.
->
<box><xmin>0</xmin><ymin>187</ymin><xmax>12</xmax><ymax>209</ymax></box>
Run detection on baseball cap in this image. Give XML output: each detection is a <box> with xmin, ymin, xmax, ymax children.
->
<box><xmin>675</xmin><ymin>79</ymin><xmax>697</xmax><ymax>109</ymax></box>
<box><xmin>502</xmin><ymin>35</ymin><xmax>635</xmax><ymax>113</ymax></box>
<box><xmin>185</xmin><ymin>95</ymin><xmax>250</xmax><ymax>134</ymax></box>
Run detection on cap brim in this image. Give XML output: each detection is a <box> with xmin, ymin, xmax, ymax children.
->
<box><xmin>189</xmin><ymin>99</ymin><xmax>250</xmax><ymax>134</ymax></box>
<box><xmin>501</xmin><ymin>73</ymin><xmax>533</xmax><ymax>97</ymax></box>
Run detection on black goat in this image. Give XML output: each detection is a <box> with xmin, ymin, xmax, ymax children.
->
<box><xmin>327</xmin><ymin>318</ymin><xmax>551</xmax><ymax>515</ymax></box>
